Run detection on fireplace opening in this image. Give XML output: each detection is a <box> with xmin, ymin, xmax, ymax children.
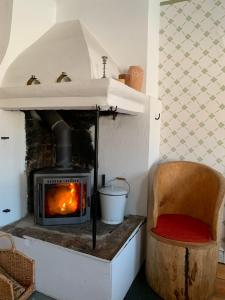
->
<box><xmin>30</xmin><ymin>110</ymin><xmax>93</xmax><ymax>226</ymax></box>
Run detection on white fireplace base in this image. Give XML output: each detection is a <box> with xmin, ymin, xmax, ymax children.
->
<box><xmin>13</xmin><ymin>222</ymin><xmax>145</xmax><ymax>300</ymax></box>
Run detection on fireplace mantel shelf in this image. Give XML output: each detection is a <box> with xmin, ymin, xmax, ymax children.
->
<box><xmin>0</xmin><ymin>78</ymin><xmax>146</xmax><ymax>114</ymax></box>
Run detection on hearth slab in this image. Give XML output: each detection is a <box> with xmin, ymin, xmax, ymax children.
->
<box><xmin>1</xmin><ymin>216</ymin><xmax>146</xmax><ymax>300</ymax></box>
<box><xmin>2</xmin><ymin>214</ymin><xmax>145</xmax><ymax>261</ymax></box>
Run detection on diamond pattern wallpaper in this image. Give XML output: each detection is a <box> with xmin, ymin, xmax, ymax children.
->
<box><xmin>159</xmin><ymin>0</ymin><xmax>225</xmax><ymax>247</ymax></box>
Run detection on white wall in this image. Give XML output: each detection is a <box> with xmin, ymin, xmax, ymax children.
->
<box><xmin>56</xmin><ymin>0</ymin><xmax>149</xmax><ymax>80</ymax></box>
<box><xmin>0</xmin><ymin>0</ymin><xmax>13</xmax><ymax>65</ymax></box>
<box><xmin>147</xmin><ymin>1</ymin><xmax>161</xmax><ymax>168</ymax></box>
<box><xmin>98</xmin><ymin>109</ymin><xmax>150</xmax><ymax>216</ymax></box>
<box><xmin>0</xmin><ymin>0</ymin><xmax>56</xmax><ymax>84</ymax></box>
<box><xmin>0</xmin><ymin>111</ymin><xmax>26</xmax><ymax>226</ymax></box>
<box><xmin>0</xmin><ymin>0</ymin><xmax>56</xmax><ymax>226</ymax></box>
<box><xmin>56</xmin><ymin>0</ymin><xmax>161</xmax><ymax>216</ymax></box>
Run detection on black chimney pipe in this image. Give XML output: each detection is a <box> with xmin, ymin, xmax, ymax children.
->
<box><xmin>38</xmin><ymin>111</ymin><xmax>73</xmax><ymax>169</ymax></box>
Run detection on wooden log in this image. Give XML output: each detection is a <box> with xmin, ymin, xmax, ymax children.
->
<box><xmin>146</xmin><ymin>233</ymin><xmax>218</xmax><ymax>300</ymax></box>
<box><xmin>188</xmin><ymin>246</ymin><xmax>217</xmax><ymax>300</ymax></box>
<box><xmin>146</xmin><ymin>234</ymin><xmax>186</xmax><ymax>300</ymax></box>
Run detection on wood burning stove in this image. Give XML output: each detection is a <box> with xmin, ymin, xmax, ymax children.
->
<box><xmin>33</xmin><ymin>111</ymin><xmax>92</xmax><ymax>226</ymax></box>
<box><xmin>34</xmin><ymin>169</ymin><xmax>91</xmax><ymax>225</ymax></box>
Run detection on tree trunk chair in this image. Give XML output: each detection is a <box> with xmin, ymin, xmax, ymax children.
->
<box><xmin>146</xmin><ymin>161</ymin><xmax>225</xmax><ymax>300</ymax></box>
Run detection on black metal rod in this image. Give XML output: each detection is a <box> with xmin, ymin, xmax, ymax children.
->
<box><xmin>92</xmin><ymin>107</ymin><xmax>100</xmax><ymax>249</ymax></box>
<box><xmin>102</xmin><ymin>174</ymin><xmax>106</xmax><ymax>187</ymax></box>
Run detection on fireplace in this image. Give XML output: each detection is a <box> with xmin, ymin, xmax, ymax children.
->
<box><xmin>34</xmin><ymin>169</ymin><xmax>91</xmax><ymax>225</ymax></box>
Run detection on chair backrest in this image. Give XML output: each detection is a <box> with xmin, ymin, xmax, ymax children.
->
<box><xmin>151</xmin><ymin>161</ymin><xmax>225</xmax><ymax>241</ymax></box>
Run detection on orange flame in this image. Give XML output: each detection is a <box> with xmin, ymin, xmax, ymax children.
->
<box><xmin>46</xmin><ymin>183</ymin><xmax>81</xmax><ymax>216</ymax></box>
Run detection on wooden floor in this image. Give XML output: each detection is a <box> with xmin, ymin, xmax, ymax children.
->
<box><xmin>213</xmin><ymin>264</ymin><xmax>225</xmax><ymax>299</ymax></box>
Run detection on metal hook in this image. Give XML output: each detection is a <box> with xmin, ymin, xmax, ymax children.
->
<box><xmin>27</xmin><ymin>75</ymin><xmax>41</xmax><ymax>85</ymax></box>
<box><xmin>109</xmin><ymin>106</ymin><xmax>118</xmax><ymax>120</ymax></box>
<box><xmin>155</xmin><ymin>113</ymin><xmax>161</xmax><ymax>121</ymax></box>
<box><xmin>56</xmin><ymin>72</ymin><xmax>72</xmax><ymax>83</ymax></box>
<box><xmin>113</xmin><ymin>106</ymin><xmax>118</xmax><ymax>120</ymax></box>
<box><xmin>95</xmin><ymin>105</ymin><xmax>101</xmax><ymax>111</ymax></box>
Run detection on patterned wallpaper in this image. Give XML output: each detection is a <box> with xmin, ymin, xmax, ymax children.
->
<box><xmin>159</xmin><ymin>0</ymin><xmax>225</xmax><ymax>176</ymax></box>
<box><xmin>159</xmin><ymin>0</ymin><xmax>225</xmax><ymax>250</ymax></box>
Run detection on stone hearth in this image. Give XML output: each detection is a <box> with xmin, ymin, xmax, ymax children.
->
<box><xmin>3</xmin><ymin>215</ymin><xmax>145</xmax><ymax>260</ymax></box>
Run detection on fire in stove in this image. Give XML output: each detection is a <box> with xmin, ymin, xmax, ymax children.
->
<box><xmin>46</xmin><ymin>183</ymin><xmax>79</xmax><ymax>216</ymax></box>
<box><xmin>45</xmin><ymin>182</ymin><xmax>87</xmax><ymax>217</ymax></box>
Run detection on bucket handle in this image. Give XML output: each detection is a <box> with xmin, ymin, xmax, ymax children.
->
<box><xmin>106</xmin><ymin>177</ymin><xmax>130</xmax><ymax>195</ymax></box>
<box><xmin>0</xmin><ymin>232</ymin><xmax>16</xmax><ymax>252</ymax></box>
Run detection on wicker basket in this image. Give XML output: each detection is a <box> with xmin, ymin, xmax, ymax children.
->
<box><xmin>0</xmin><ymin>232</ymin><xmax>35</xmax><ymax>300</ymax></box>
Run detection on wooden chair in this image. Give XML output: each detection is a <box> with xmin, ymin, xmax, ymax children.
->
<box><xmin>146</xmin><ymin>161</ymin><xmax>225</xmax><ymax>300</ymax></box>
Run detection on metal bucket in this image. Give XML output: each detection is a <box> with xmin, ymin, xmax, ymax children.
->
<box><xmin>99</xmin><ymin>178</ymin><xmax>130</xmax><ymax>225</ymax></box>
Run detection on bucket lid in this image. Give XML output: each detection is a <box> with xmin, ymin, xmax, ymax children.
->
<box><xmin>99</xmin><ymin>185</ymin><xmax>128</xmax><ymax>196</ymax></box>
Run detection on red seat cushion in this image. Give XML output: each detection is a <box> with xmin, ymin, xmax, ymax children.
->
<box><xmin>152</xmin><ymin>214</ymin><xmax>212</xmax><ymax>243</ymax></box>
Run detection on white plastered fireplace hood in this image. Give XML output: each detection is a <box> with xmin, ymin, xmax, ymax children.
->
<box><xmin>0</xmin><ymin>20</ymin><xmax>146</xmax><ymax>114</ymax></box>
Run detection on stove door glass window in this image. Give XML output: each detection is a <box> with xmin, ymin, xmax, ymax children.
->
<box><xmin>45</xmin><ymin>182</ymin><xmax>83</xmax><ymax>218</ymax></box>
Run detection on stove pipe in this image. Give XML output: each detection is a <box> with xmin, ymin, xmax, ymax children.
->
<box><xmin>38</xmin><ymin>111</ymin><xmax>73</xmax><ymax>169</ymax></box>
